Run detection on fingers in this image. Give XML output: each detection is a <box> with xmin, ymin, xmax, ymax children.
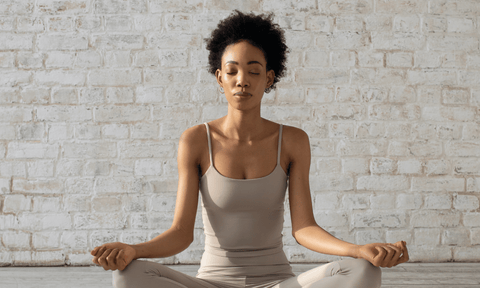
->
<box><xmin>372</xmin><ymin>246</ymin><xmax>386</xmax><ymax>267</ymax></box>
<box><xmin>116</xmin><ymin>249</ymin><xmax>127</xmax><ymax>271</ymax></box>
<box><xmin>106</xmin><ymin>248</ymin><xmax>121</xmax><ymax>270</ymax></box>
<box><xmin>397</xmin><ymin>241</ymin><xmax>410</xmax><ymax>264</ymax></box>
<box><xmin>384</xmin><ymin>244</ymin><xmax>402</xmax><ymax>267</ymax></box>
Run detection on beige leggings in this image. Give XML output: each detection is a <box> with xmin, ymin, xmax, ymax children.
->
<box><xmin>112</xmin><ymin>258</ymin><xmax>382</xmax><ymax>288</ymax></box>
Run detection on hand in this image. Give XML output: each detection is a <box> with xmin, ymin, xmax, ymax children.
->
<box><xmin>91</xmin><ymin>242</ymin><xmax>136</xmax><ymax>271</ymax></box>
<box><xmin>356</xmin><ymin>241</ymin><xmax>409</xmax><ymax>268</ymax></box>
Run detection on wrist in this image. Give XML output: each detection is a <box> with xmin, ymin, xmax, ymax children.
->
<box><xmin>350</xmin><ymin>244</ymin><xmax>362</xmax><ymax>259</ymax></box>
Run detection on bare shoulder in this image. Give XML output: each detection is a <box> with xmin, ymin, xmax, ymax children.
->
<box><xmin>281</xmin><ymin>125</ymin><xmax>310</xmax><ymax>162</ymax></box>
<box><xmin>178</xmin><ymin>124</ymin><xmax>208</xmax><ymax>164</ymax></box>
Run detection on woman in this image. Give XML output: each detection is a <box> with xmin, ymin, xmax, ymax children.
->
<box><xmin>91</xmin><ymin>10</ymin><xmax>409</xmax><ymax>288</ymax></box>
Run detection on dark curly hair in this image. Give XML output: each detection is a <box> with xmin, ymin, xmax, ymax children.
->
<box><xmin>205</xmin><ymin>10</ymin><xmax>289</xmax><ymax>94</ymax></box>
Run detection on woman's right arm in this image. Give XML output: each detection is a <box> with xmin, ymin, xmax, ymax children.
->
<box><xmin>91</xmin><ymin>125</ymin><xmax>204</xmax><ymax>270</ymax></box>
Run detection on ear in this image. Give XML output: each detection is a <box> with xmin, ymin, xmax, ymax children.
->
<box><xmin>266</xmin><ymin>69</ymin><xmax>275</xmax><ymax>88</ymax></box>
<box><xmin>215</xmin><ymin>69</ymin><xmax>223</xmax><ymax>87</ymax></box>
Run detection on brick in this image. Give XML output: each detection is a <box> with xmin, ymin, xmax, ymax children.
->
<box><xmin>370</xmin><ymin>193</ymin><xmax>395</xmax><ymax>210</ymax></box>
<box><xmin>56</xmin><ymin>159</ymin><xmax>84</xmax><ymax>176</ymax></box>
<box><xmin>372</xmin><ymin>32</ymin><xmax>425</xmax><ymax>50</ymax></box>
<box><xmin>424</xmin><ymin>193</ymin><xmax>452</xmax><ymax>209</ymax></box>
<box><xmin>3</xmin><ymin>194</ymin><xmax>32</xmax><ymax>213</ymax></box>
<box><xmin>104</xmin><ymin>50</ymin><xmax>130</xmax><ymax>67</ymax></box>
<box><xmin>353</xmin><ymin>212</ymin><xmax>406</xmax><ymax>228</ymax></box>
<box><xmin>133</xmin><ymin>50</ymin><xmax>159</xmax><ymax>67</ymax></box>
<box><xmin>37</xmin><ymin>34</ymin><xmax>88</xmax><ymax>50</ymax></box>
<box><xmin>75</xmin><ymin>16</ymin><xmax>102</xmax><ymax>31</ymax></box>
<box><xmin>314</xmin><ymin>211</ymin><xmax>349</xmax><ymax>227</ymax></box>
<box><xmin>164</xmin><ymin>13</ymin><xmax>191</xmax><ymax>31</ymax></box>
<box><xmin>304</xmin><ymin>50</ymin><xmax>329</xmax><ymax>67</ymax></box>
<box><xmin>94</xmin><ymin>105</ymin><xmax>149</xmax><ymax>122</ymax></box>
<box><xmin>147</xmin><ymin>33</ymin><xmax>201</xmax><ymax>49</ymax></box>
<box><xmin>295</xmin><ymin>68</ymin><xmax>349</xmax><ymax>85</ymax></box>
<box><xmin>332</xmin><ymin>50</ymin><xmax>355</xmax><ymax>67</ymax></box>
<box><xmin>149</xmin><ymin>0</ymin><xmax>203</xmax><ymax>13</ymax></box>
<box><xmin>7</xmin><ymin>143</ymin><xmax>57</xmax><ymax>159</ymax></box>
<box><xmin>355</xmin><ymin>229</ymin><xmax>384</xmax><ymax>245</ymax></box>
<box><xmin>47</xmin><ymin>124</ymin><xmax>74</xmax><ymax>142</ymax></box>
<box><xmin>85</xmin><ymin>160</ymin><xmax>110</xmax><ymax>176</ymax></box>
<box><xmin>92</xmin><ymin>196</ymin><xmax>121</xmax><ymax>212</ymax></box>
<box><xmin>159</xmin><ymin>120</ymin><xmax>189</xmax><ymax>140</ymax></box>
<box><xmin>36</xmin><ymin>105</ymin><xmax>92</xmax><ymax>122</ymax></box>
<box><xmin>64</xmin><ymin>195</ymin><xmax>89</xmax><ymax>211</ymax></box>
<box><xmin>314</xmin><ymin>192</ymin><xmax>339</xmax><ymax>210</ymax></box>
<box><xmin>336</xmin><ymin>15</ymin><xmax>364</xmax><ymax>31</ymax></box>
<box><xmin>145</xmin><ymin>69</ymin><xmax>195</xmax><ymax>85</ymax></box>
<box><xmin>453</xmin><ymin>194</ymin><xmax>479</xmax><ymax>211</ymax></box>
<box><xmin>75</xmin><ymin>50</ymin><xmax>102</xmax><ymax>68</ymax></box>
<box><xmin>13</xmin><ymin>179</ymin><xmax>63</xmax><ymax>194</ymax></box>
<box><xmin>35</xmin><ymin>70</ymin><xmax>85</xmax><ymax>86</ymax></box>
<box><xmin>136</xmin><ymin>86</ymin><xmax>164</xmax><ymax>103</ymax></box>
<box><xmin>135</xmin><ymin>159</ymin><xmax>163</xmax><ymax>176</ymax></box>
<box><xmin>17</xmin><ymin>52</ymin><xmax>44</xmax><ymax>68</ymax></box>
<box><xmin>31</xmin><ymin>251</ymin><xmax>65</xmax><ymax>266</ymax></box>
<box><xmin>92</xmin><ymin>34</ymin><xmax>143</xmax><ymax>50</ymax></box>
<box><xmin>74</xmin><ymin>124</ymin><xmax>101</xmax><ymax>139</ymax></box>
<box><xmin>27</xmin><ymin>160</ymin><xmax>55</xmax><ymax>177</ymax></box>
<box><xmin>32</xmin><ymin>196</ymin><xmax>61</xmax><ymax>212</ymax></box>
<box><xmin>0</xmin><ymin>124</ymin><xmax>15</xmax><ymax>140</ymax></box>
<box><xmin>316</xmin><ymin>32</ymin><xmax>370</xmax><ymax>50</ymax></box>
<box><xmin>119</xmin><ymin>195</ymin><xmax>148</xmax><ymax>213</ymax></box>
<box><xmin>428</xmin><ymin>35</ymin><xmax>478</xmax><ymax>51</ymax></box>
<box><xmin>119</xmin><ymin>141</ymin><xmax>174</xmax><ymax>158</ymax></box>
<box><xmin>2</xmin><ymin>231</ymin><xmax>30</xmax><ymax>249</ymax></box>
<box><xmin>445</xmin><ymin>141</ymin><xmax>480</xmax><ymax>157</ymax></box>
<box><xmin>17</xmin><ymin>17</ymin><xmax>45</xmax><ymax>32</ymax></box>
<box><xmin>79</xmin><ymin>87</ymin><xmax>104</xmax><ymax>104</ymax></box>
<box><xmin>74</xmin><ymin>212</ymin><xmax>125</xmax><ymax>229</ymax></box>
<box><xmin>412</xmin><ymin>210</ymin><xmax>461</xmax><ymax>228</ymax></box>
<box><xmin>0</xmin><ymin>252</ymin><xmax>13</xmax><ymax>266</ymax></box>
<box><xmin>52</xmin><ymin>87</ymin><xmax>77</xmax><ymax>104</ymax></box>
<box><xmin>159</xmin><ymin>49</ymin><xmax>188</xmax><ymax>67</ymax></box>
<box><xmin>0</xmin><ymin>162</ymin><xmax>26</xmax><ymax>177</ymax></box>
<box><xmin>88</xmin><ymin>69</ymin><xmax>141</xmax><ymax>86</ymax></box>
<box><xmin>32</xmin><ymin>231</ymin><xmax>60</xmax><ymax>249</ymax></box>
<box><xmin>133</xmin><ymin>15</ymin><xmax>163</xmax><ymax>31</ymax></box>
<box><xmin>443</xmin><ymin>228</ymin><xmax>469</xmax><ymax>246</ymax></box>
<box><xmin>130</xmin><ymin>212</ymin><xmax>173</xmax><ymax>229</ymax></box>
<box><xmin>387</xmin><ymin>52</ymin><xmax>413</xmax><ymax>67</ymax></box>
<box><xmin>459</xmin><ymin>70</ymin><xmax>480</xmax><ymax>86</ymax></box>
<box><xmin>64</xmin><ymin>142</ymin><xmax>116</xmax><ymax>158</ymax></box>
<box><xmin>48</xmin><ymin>16</ymin><xmax>74</xmax><ymax>32</ymax></box>
<box><xmin>0</xmin><ymin>87</ymin><xmax>18</xmax><ymax>104</ymax></box>
<box><xmin>36</xmin><ymin>0</ymin><xmax>88</xmax><ymax>14</ymax></box>
<box><xmin>61</xmin><ymin>231</ymin><xmax>88</xmax><ymax>249</ymax></box>
<box><xmin>467</xmin><ymin>177</ymin><xmax>480</xmax><ymax>192</ymax></box>
<box><xmin>429</xmin><ymin>0</ymin><xmax>479</xmax><ymax>15</ymax></box>
<box><xmin>453</xmin><ymin>247</ymin><xmax>480</xmax><ymax>261</ymax></box>
<box><xmin>0</xmin><ymin>178</ymin><xmax>10</xmax><ymax>194</ymax></box>
<box><xmin>102</xmin><ymin>124</ymin><xmax>129</xmax><ymax>139</ymax></box>
<box><xmin>412</xmin><ymin>177</ymin><xmax>464</xmax><ymax>192</ymax></box>
<box><xmin>342</xmin><ymin>193</ymin><xmax>369</xmax><ymax>209</ymax></box>
<box><xmin>45</xmin><ymin>51</ymin><xmax>75</xmax><ymax>68</ymax></box>
<box><xmin>414</xmin><ymin>228</ymin><xmax>441</xmax><ymax>246</ymax></box>
<box><xmin>357</xmin><ymin>175</ymin><xmax>409</xmax><ymax>191</ymax></box>
<box><xmin>18</xmin><ymin>123</ymin><xmax>45</xmax><ymax>140</ymax></box>
<box><xmin>95</xmin><ymin>177</ymin><xmax>149</xmax><ymax>194</ymax></box>
<box><xmin>20</xmin><ymin>86</ymin><xmax>50</xmax><ymax>104</ymax></box>
<box><xmin>0</xmin><ymin>33</ymin><xmax>33</xmax><ymax>50</ymax></box>
<box><xmin>94</xmin><ymin>0</ymin><xmax>146</xmax><ymax>13</ymax></box>
<box><xmin>18</xmin><ymin>213</ymin><xmax>71</xmax><ymax>230</ymax></box>
<box><xmin>0</xmin><ymin>16</ymin><xmax>15</xmax><ymax>31</ymax></box>
<box><xmin>106</xmin><ymin>15</ymin><xmax>132</xmax><ymax>31</ymax></box>
<box><xmin>0</xmin><ymin>52</ymin><xmax>15</xmax><ymax>68</ymax></box>
<box><xmin>106</xmin><ymin>87</ymin><xmax>134</xmax><ymax>103</ymax></box>
<box><xmin>0</xmin><ymin>70</ymin><xmax>31</xmax><ymax>87</ymax></box>
<box><xmin>131</xmin><ymin>123</ymin><xmax>158</xmax><ymax>139</ymax></box>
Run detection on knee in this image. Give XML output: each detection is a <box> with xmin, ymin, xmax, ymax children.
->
<box><xmin>353</xmin><ymin>259</ymin><xmax>382</xmax><ymax>288</ymax></box>
<box><xmin>112</xmin><ymin>260</ymin><xmax>144</xmax><ymax>288</ymax></box>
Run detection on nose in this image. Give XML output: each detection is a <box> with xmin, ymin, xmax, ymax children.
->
<box><xmin>236</xmin><ymin>71</ymin><xmax>249</xmax><ymax>88</ymax></box>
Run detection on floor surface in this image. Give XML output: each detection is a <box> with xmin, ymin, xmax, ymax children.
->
<box><xmin>0</xmin><ymin>263</ymin><xmax>479</xmax><ymax>288</ymax></box>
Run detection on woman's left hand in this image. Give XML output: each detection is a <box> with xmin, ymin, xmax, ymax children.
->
<box><xmin>356</xmin><ymin>240</ymin><xmax>409</xmax><ymax>268</ymax></box>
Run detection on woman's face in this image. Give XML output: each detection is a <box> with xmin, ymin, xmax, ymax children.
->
<box><xmin>215</xmin><ymin>40</ymin><xmax>274</xmax><ymax>110</ymax></box>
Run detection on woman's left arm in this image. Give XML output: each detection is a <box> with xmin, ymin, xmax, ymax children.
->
<box><xmin>286</xmin><ymin>127</ymin><xmax>409</xmax><ymax>268</ymax></box>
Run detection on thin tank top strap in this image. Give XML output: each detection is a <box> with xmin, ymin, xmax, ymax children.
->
<box><xmin>204</xmin><ymin>123</ymin><xmax>213</xmax><ymax>165</ymax></box>
<box><xmin>277</xmin><ymin>124</ymin><xmax>283</xmax><ymax>165</ymax></box>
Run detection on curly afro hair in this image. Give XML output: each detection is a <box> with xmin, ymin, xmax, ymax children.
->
<box><xmin>205</xmin><ymin>10</ymin><xmax>289</xmax><ymax>94</ymax></box>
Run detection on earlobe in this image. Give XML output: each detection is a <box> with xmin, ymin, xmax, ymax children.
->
<box><xmin>215</xmin><ymin>69</ymin><xmax>223</xmax><ymax>86</ymax></box>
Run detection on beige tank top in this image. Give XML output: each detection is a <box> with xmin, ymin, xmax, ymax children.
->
<box><xmin>199</xmin><ymin>122</ymin><xmax>288</xmax><ymax>256</ymax></box>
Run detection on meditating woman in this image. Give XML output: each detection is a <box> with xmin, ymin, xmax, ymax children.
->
<box><xmin>91</xmin><ymin>10</ymin><xmax>409</xmax><ymax>288</ymax></box>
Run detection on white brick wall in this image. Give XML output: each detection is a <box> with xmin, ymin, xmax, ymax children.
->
<box><xmin>0</xmin><ymin>0</ymin><xmax>479</xmax><ymax>266</ymax></box>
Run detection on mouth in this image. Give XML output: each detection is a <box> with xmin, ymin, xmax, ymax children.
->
<box><xmin>234</xmin><ymin>92</ymin><xmax>251</xmax><ymax>97</ymax></box>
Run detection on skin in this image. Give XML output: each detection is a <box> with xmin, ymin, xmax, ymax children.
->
<box><xmin>91</xmin><ymin>40</ymin><xmax>409</xmax><ymax>271</ymax></box>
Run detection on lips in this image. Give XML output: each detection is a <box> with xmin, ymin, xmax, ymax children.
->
<box><xmin>235</xmin><ymin>92</ymin><xmax>251</xmax><ymax>96</ymax></box>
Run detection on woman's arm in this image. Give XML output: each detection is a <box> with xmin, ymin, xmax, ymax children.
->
<box><xmin>133</xmin><ymin>125</ymin><xmax>205</xmax><ymax>258</ymax></box>
<box><xmin>286</xmin><ymin>126</ymin><xmax>408</xmax><ymax>267</ymax></box>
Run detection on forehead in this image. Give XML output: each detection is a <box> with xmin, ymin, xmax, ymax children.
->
<box><xmin>221</xmin><ymin>41</ymin><xmax>266</xmax><ymax>65</ymax></box>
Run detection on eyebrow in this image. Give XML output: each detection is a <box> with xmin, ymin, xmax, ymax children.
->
<box><xmin>225</xmin><ymin>60</ymin><xmax>263</xmax><ymax>67</ymax></box>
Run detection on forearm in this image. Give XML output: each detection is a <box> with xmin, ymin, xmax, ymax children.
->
<box><xmin>293</xmin><ymin>225</ymin><xmax>360</xmax><ymax>258</ymax></box>
<box><xmin>131</xmin><ymin>227</ymin><xmax>192</xmax><ymax>259</ymax></box>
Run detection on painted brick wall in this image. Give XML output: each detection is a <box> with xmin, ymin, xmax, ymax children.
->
<box><xmin>1</xmin><ymin>0</ymin><xmax>480</xmax><ymax>266</ymax></box>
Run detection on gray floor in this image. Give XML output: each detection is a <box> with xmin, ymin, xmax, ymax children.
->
<box><xmin>0</xmin><ymin>263</ymin><xmax>479</xmax><ymax>288</ymax></box>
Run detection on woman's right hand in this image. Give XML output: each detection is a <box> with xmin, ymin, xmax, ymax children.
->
<box><xmin>91</xmin><ymin>242</ymin><xmax>136</xmax><ymax>271</ymax></box>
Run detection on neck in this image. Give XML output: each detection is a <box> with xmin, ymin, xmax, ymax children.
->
<box><xmin>222</xmin><ymin>104</ymin><xmax>264</xmax><ymax>141</ymax></box>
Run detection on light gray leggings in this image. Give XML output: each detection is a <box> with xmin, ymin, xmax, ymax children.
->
<box><xmin>112</xmin><ymin>258</ymin><xmax>382</xmax><ymax>288</ymax></box>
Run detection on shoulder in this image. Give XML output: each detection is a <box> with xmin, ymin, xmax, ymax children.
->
<box><xmin>178</xmin><ymin>124</ymin><xmax>208</xmax><ymax>163</ymax></box>
<box><xmin>281</xmin><ymin>125</ymin><xmax>310</xmax><ymax>163</ymax></box>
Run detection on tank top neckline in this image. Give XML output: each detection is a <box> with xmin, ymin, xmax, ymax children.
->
<box><xmin>201</xmin><ymin>122</ymin><xmax>287</xmax><ymax>181</ymax></box>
